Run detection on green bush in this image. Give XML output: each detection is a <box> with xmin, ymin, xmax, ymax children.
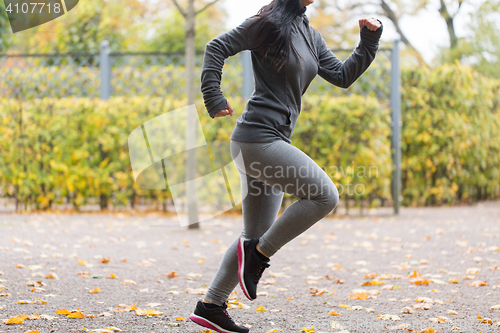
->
<box><xmin>401</xmin><ymin>60</ymin><xmax>500</xmax><ymax>205</ymax></box>
<box><xmin>0</xmin><ymin>97</ymin><xmax>174</xmax><ymax>210</ymax></box>
<box><xmin>294</xmin><ymin>94</ymin><xmax>392</xmax><ymax>208</ymax></box>
<box><xmin>0</xmin><ymin>94</ymin><xmax>391</xmax><ymax>211</ymax></box>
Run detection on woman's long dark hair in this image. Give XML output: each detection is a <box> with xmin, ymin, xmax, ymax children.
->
<box><xmin>245</xmin><ymin>0</ymin><xmax>306</xmax><ymax>73</ymax></box>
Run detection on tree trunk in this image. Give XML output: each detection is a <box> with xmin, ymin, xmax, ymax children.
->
<box><xmin>438</xmin><ymin>0</ymin><xmax>459</xmax><ymax>49</ymax></box>
<box><xmin>172</xmin><ymin>0</ymin><xmax>221</xmax><ymax>229</ymax></box>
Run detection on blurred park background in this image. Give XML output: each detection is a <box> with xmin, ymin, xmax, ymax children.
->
<box><xmin>0</xmin><ymin>0</ymin><xmax>499</xmax><ymax>216</ymax></box>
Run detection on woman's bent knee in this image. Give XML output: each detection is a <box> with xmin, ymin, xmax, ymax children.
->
<box><xmin>317</xmin><ymin>181</ymin><xmax>339</xmax><ymax>212</ymax></box>
<box><xmin>327</xmin><ymin>187</ymin><xmax>340</xmax><ymax>210</ymax></box>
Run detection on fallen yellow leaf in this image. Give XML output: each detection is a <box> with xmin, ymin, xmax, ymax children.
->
<box><xmin>416</xmin><ymin>279</ymin><xmax>430</xmax><ymax>285</ymax></box>
<box><xmin>5</xmin><ymin>315</ymin><xmax>27</xmax><ymax>324</ymax></box>
<box><xmin>17</xmin><ymin>298</ymin><xmax>46</xmax><ymax>305</ymax></box>
<box><xmin>165</xmin><ymin>271</ymin><xmax>179</xmax><ymax>278</ymax></box>
<box><xmin>56</xmin><ymin>308</ymin><xmax>71</xmax><ymax>315</ymax></box>
<box><xmin>89</xmin><ymin>288</ymin><xmax>101</xmax><ymax>294</ymax></box>
<box><xmin>350</xmin><ymin>292</ymin><xmax>368</xmax><ymax>300</ymax></box>
<box><xmin>408</xmin><ymin>270</ymin><xmax>419</xmax><ymax>278</ymax></box>
<box><xmin>360</xmin><ymin>280</ymin><xmax>385</xmax><ymax>286</ymax></box>
<box><xmin>146</xmin><ymin>309</ymin><xmax>162</xmax><ymax>316</ymax></box>
<box><xmin>255</xmin><ymin>305</ymin><xmax>267</xmax><ymax>311</ymax></box>
<box><xmin>135</xmin><ymin>309</ymin><xmax>147</xmax><ymax>316</ymax></box>
<box><xmin>67</xmin><ymin>311</ymin><xmax>85</xmax><ymax>319</ymax></box>
<box><xmin>310</xmin><ymin>287</ymin><xmax>327</xmax><ymax>296</ymax></box>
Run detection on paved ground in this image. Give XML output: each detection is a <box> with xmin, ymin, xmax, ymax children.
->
<box><xmin>1</xmin><ymin>200</ymin><xmax>500</xmax><ymax>333</ymax></box>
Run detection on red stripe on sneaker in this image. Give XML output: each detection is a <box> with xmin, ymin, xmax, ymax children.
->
<box><xmin>237</xmin><ymin>237</ymin><xmax>253</xmax><ymax>301</ymax></box>
<box><xmin>190</xmin><ymin>314</ymin><xmax>236</xmax><ymax>333</ymax></box>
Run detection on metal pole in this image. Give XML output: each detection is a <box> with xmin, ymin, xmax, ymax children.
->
<box><xmin>186</xmin><ymin>0</ymin><xmax>199</xmax><ymax>229</ymax></box>
<box><xmin>242</xmin><ymin>50</ymin><xmax>254</xmax><ymax>98</ymax></box>
<box><xmin>390</xmin><ymin>39</ymin><xmax>402</xmax><ymax>214</ymax></box>
<box><xmin>100</xmin><ymin>40</ymin><xmax>112</xmax><ymax>100</ymax></box>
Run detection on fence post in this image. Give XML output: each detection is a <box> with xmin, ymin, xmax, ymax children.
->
<box><xmin>100</xmin><ymin>40</ymin><xmax>112</xmax><ymax>100</ymax></box>
<box><xmin>242</xmin><ymin>50</ymin><xmax>253</xmax><ymax>98</ymax></box>
<box><xmin>390</xmin><ymin>39</ymin><xmax>402</xmax><ymax>214</ymax></box>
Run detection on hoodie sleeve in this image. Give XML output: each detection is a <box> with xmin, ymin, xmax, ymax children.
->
<box><xmin>201</xmin><ymin>16</ymin><xmax>259</xmax><ymax>118</ymax></box>
<box><xmin>315</xmin><ymin>20</ymin><xmax>383</xmax><ymax>89</ymax></box>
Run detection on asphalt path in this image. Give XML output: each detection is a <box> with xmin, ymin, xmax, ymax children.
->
<box><xmin>1</xmin><ymin>200</ymin><xmax>499</xmax><ymax>332</ymax></box>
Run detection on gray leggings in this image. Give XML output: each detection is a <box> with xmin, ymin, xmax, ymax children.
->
<box><xmin>204</xmin><ymin>139</ymin><xmax>339</xmax><ymax>306</ymax></box>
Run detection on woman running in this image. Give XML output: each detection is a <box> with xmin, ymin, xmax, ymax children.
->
<box><xmin>190</xmin><ymin>0</ymin><xmax>382</xmax><ymax>332</ymax></box>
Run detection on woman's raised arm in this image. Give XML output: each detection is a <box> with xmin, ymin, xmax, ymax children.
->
<box><xmin>315</xmin><ymin>19</ymin><xmax>383</xmax><ymax>89</ymax></box>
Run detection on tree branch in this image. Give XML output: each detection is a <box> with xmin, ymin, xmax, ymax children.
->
<box><xmin>438</xmin><ymin>0</ymin><xmax>450</xmax><ymax>20</ymax></box>
<box><xmin>438</xmin><ymin>0</ymin><xmax>458</xmax><ymax>48</ymax></box>
<box><xmin>171</xmin><ymin>0</ymin><xmax>187</xmax><ymax>19</ymax></box>
<box><xmin>195</xmin><ymin>0</ymin><xmax>220</xmax><ymax>16</ymax></box>
<box><xmin>454</xmin><ymin>0</ymin><xmax>465</xmax><ymax>18</ymax></box>
<box><xmin>380</xmin><ymin>0</ymin><xmax>428</xmax><ymax>67</ymax></box>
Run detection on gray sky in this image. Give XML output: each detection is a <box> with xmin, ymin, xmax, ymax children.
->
<box><xmin>221</xmin><ymin>0</ymin><xmax>479</xmax><ymax>63</ymax></box>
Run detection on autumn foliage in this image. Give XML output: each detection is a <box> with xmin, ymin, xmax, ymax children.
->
<box><xmin>0</xmin><ymin>62</ymin><xmax>499</xmax><ymax>211</ymax></box>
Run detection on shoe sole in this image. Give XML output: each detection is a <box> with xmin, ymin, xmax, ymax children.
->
<box><xmin>190</xmin><ymin>313</ymin><xmax>243</xmax><ymax>333</ymax></box>
<box><xmin>237</xmin><ymin>237</ymin><xmax>254</xmax><ymax>301</ymax></box>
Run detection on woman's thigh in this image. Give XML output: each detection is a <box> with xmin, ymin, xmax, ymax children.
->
<box><xmin>230</xmin><ymin>140</ymin><xmax>337</xmax><ymax>201</ymax></box>
<box><xmin>238</xmin><ymin>171</ymin><xmax>284</xmax><ymax>239</ymax></box>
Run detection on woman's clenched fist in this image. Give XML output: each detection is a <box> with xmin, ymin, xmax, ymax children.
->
<box><xmin>359</xmin><ymin>18</ymin><xmax>381</xmax><ymax>31</ymax></box>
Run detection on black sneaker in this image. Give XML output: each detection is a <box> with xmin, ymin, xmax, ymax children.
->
<box><xmin>237</xmin><ymin>237</ymin><xmax>270</xmax><ymax>301</ymax></box>
<box><xmin>189</xmin><ymin>300</ymin><xmax>250</xmax><ymax>333</ymax></box>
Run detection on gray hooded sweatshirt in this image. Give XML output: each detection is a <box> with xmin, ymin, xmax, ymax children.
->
<box><xmin>200</xmin><ymin>11</ymin><xmax>383</xmax><ymax>144</ymax></box>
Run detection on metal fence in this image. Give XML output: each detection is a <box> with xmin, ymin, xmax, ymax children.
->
<box><xmin>0</xmin><ymin>40</ymin><xmax>402</xmax><ymax>213</ymax></box>
<box><xmin>0</xmin><ymin>48</ymin><xmax>203</xmax><ymax>99</ymax></box>
<box><xmin>1</xmin><ymin>41</ymin><xmax>393</xmax><ymax>100</ymax></box>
